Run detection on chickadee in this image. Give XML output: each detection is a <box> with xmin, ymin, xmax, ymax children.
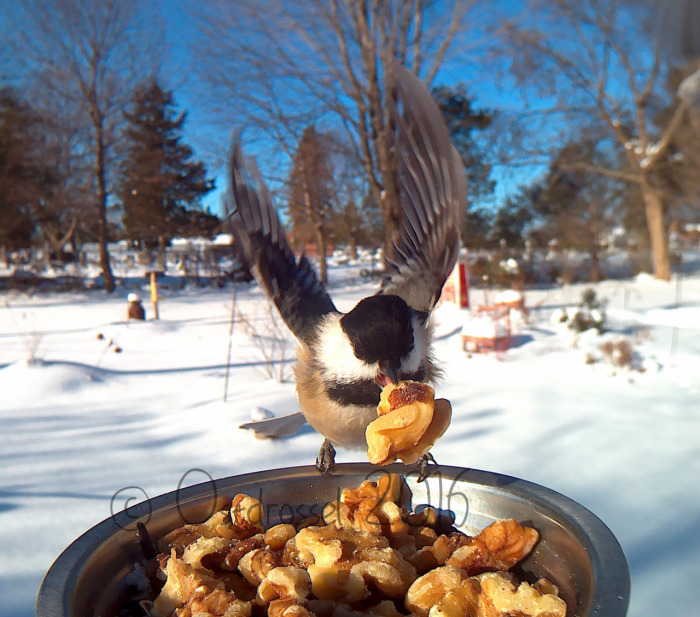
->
<box><xmin>228</xmin><ymin>61</ymin><xmax>465</xmax><ymax>472</ymax></box>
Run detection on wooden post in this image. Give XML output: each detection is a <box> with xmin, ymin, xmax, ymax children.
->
<box><xmin>150</xmin><ymin>271</ymin><xmax>159</xmax><ymax>319</ymax></box>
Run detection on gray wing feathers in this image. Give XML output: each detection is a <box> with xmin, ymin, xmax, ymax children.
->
<box><xmin>230</xmin><ymin>144</ymin><xmax>283</xmax><ymax>254</ymax></box>
<box><xmin>383</xmin><ymin>61</ymin><xmax>465</xmax><ymax>313</ymax></box>
<box><xmin>227</xmin><ymin>143</ymin><xmax>336</xmax><ymax>343</ymax></box>
<box><xmin>649</xmin><ymin>0</ymin><xmax>700</xmax><ymax>60</ymax></box>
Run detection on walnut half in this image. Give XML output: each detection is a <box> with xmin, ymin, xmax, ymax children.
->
<box><xmin>366</xmin><ymin>382</ymin><xmax>452</xmax><ymax>465</ymax></box>
<box><xmin>478</xmin><ymin>572</ymin><xmax>567</xmax><ymax>617</ymax></box>
<box><xmin>446</xmin><ymin>519</ymin><xmax>539</xmax><ymax>575</ymax></box>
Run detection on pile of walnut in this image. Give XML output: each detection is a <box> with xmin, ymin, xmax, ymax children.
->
<box><xmin>366</xmin><ymin>382</ymin><xmax>452</xmax><ymax>465</ymax></box>
<box><xmin>146</xmin><ymin>474</ymin><xmax>566</xmax><ymax>617</ymax></box>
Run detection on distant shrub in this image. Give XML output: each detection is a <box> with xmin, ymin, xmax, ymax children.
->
<box><xmin>599</xmin><ymin>339</ymin><xmax>637</xmax><ymax>371</ymax></box>
<box><xmin>3</xmin><ymin>298</ymin><xmax>43</xmax><ymax>364</ymax></box>
<box><xmin>469</xmin><ymin>255</ymin><xmax>523</xmax><ymax>288</ymax></box>
<box><xmin>568</xmin><ymin>288</ymin><xmax>607</xmax><ymax>333</ymax></box>
<box><xmin>632</xmin><ymin>324</ymin><xmax>652</xmax><ymax>344</ymax></box>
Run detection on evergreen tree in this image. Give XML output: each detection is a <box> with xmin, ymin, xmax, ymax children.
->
<box><xmin>462</xmin><ymin>206</ymin><xmax>494</xmax><ymax>251</ymax></box>
<box><xmin>0</xmin><ymin>88</ymin><xmax>41</xmax><ymax>255</ymax></box>
<box><xmin>287</xmin><ymin>126</ymin><xmax>334</xmax><ymax>284</ymax></box>
<box><xmin>325</xmin><ymin>134</ymin><xmax>383</xmax><ymax>258</ymax></box>
<box><xmin>532</xmin><ymin>135</ymin><xmax>624</xmax><ymax>281</ymax></box>
<box><xmin>119</xmin><ymin>80</ymin><xmax>215</xmax><ymax>250</ymax></box>
<box><xmin>432</xmin><ymin>84</ymin><xmax>495</xmax><ymax>206</ymax></box>
<box><xmin>431</xmin><ymin>86</ymin><xmax>495</xmax><ymax>251</ymax></box>
<box><xmin>488</xmin><ymin>188</ymin><xmax>535</xmax><ymax>250</ymax></box>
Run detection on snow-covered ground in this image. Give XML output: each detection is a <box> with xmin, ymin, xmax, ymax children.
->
<box><xmin>1</xmin><ymin>258</ymin><xmax>699</xmax><ymax>616</ymax></box>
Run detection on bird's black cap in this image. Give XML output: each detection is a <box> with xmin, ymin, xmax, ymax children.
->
<box><xmin>340</xmin><ymin>294</ymin><xmax>414</xmax><ymax>364</ymax></box>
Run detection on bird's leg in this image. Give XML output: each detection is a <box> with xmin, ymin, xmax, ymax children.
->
<box><xmin>416</xmin><ymin>452</ymin><xmax>437</xmax><ymax>482</ymax></box>
<box><xmin>316</xmin><ymin>439</ymin><xmax>336</xmax><ymax>475</ymax></box>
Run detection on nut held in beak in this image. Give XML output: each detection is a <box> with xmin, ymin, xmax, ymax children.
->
<box><xmin>366</xmin><ymin>381</ymin><xmax>452</xmax><ymax>465</ymax></box>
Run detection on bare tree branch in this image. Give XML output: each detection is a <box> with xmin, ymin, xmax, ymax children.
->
<box><xmin>566</xmin><ymin>161</ymin><xmax>640</xmax><ymax>183</ymax></box>
<box><xmin>192</xmin><ymin>0</ymin><xmax>485</xmax><ymax>255</ymax></box>
<box><xmin>498</xmin><ymin>0</ymin><xmax>687</xmax><ymax>280</ymax></box>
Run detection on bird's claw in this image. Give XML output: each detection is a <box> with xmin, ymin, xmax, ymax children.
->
<box><xmin>316</xmin><ymin>439</ymin><xmax>336</xmax><ymax>475</ymax></box>
<box><xmin>416</xmin><ymin>452</ymin><xmax>437</xmax><ymax>482</ymax></box>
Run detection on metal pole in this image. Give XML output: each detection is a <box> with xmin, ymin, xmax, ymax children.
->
<box><xmin>223</xmin><ymin>285</ymin><xmax>238</xmax><ymax>402</ymax></box>
<box><xmin>670</xmin><ymin>253</ymin><xmax>683</xmax><ymax>367</ymax></box>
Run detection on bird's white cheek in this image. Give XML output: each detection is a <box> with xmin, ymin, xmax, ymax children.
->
<box><xmin>402</xmin><ymin>345</ymin><xmax>424</xmax><ymax>374</ymax></box>
<box><xmin>402</xmin><ymin>319</ymin><xmax>429</xmax><ymax>374</ymax></box>
<box><xmin>316</xmin><ymin>318</ymin><xmax>377</xmax><ymax>382</ymax></box>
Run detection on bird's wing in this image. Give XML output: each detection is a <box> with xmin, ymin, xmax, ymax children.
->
<box><xmin>239</xmin><ymin>411</ymin><xmax>307</xmax><ymax>439</ymax></box>
<box><xmin>646</xmin><ymin>0</ymin><xmax>700</xmax><ymax>61</ymax></box>
<box><xmin>381</xmin><ymin>60</ymin><xmax>466</xmax><ymax>314</ymax></box>
<box><xmin>227</xmin><ymin>142</ymin><xmax>336</xmax><ymax>343</ymax></box>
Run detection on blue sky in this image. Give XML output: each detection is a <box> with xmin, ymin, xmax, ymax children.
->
<box><xmin>2</xmin><ymin>0</ymin><xmax>664</xmax><ymax>222</ymax></box>
<box><xmin>159</xmin><ymin>1</ymin><xmax>549</xmax><ymax>219</ymax></box>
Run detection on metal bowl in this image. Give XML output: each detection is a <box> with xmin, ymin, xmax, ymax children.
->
<box><xmin>36</xmin><ymin>464</ymin><xmax>630</xmax><ymax>617</ymax></box>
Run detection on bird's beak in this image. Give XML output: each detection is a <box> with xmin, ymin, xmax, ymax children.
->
<box><xmin>377</xmin><ymin>359</ymin><xmax>402</xmax><ymax>387</ymax></box>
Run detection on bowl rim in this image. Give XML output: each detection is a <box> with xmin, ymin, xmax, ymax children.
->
<box><xmin>36</xmin><ymin>463</ymin><xmax>630</xmax><ymax>617</ymax></box>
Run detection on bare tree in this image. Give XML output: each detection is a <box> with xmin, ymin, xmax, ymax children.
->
<box><xmin>27</xmin><ymin>93</ymin><xmax>96</xmax><ymax>261</ymax></box>
<box><xmin>656</xmin><ymin>62</ymin><xmax>700</xmax><ymax>220</ymax></box>
<box><xmin>195</xmin><ymin>0</ymin><xmax>484</xmax><ymax>258</ymax></box>
<box><xmin>5</xmin><ymin>0</ymin><xmax>162</xmax><ymax>291</ymax></box>
<box><xmin>500</xmin><ymin>0</ymin><xmax>693</xmax><ymax>280</ymax></box>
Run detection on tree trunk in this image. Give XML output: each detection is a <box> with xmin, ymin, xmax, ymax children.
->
<box><xmin>43</xmin><ymin>240</ymin><xmax>51</xmax><ymax>270</ymax></box>
<box><xmin>315</xmin><ymin>223</ymin><xmax>327</xmax><ymax>285</ymax></box>
<box><xmin>383</xmin><ymin>200</ymin><xmax>401</xmax><ymax>263</ymax></box>
<box><xmin>90</xmin><ymin>89</ymin><xmax>115</xmax><ymax>293</ymax></box>
<box><xmin>41</xmin><ymin>216</ymin><xmax>79</xmax><ymax>262</ymax></box>
<box><xmin>299</xmin><ymin>156</ymin><xmax>328</xmax><ymax>284</ymax></box>
<box><xmin>641</xmin><ymin>179</ymin><xmax>671</xmax><ymax>281</ymax></box>
<box><xmin>588</xmin><ymin>200</ymin><xmax>600</xmax><ymax>283</ymax></box>
<box><xmin>157</xmin><ymin>235</ymin><xmax>167</xmax><ymax>271</ymax></box>
<box><xmin>374</xmin><ymin>102</ymin><xmax>400</xmax><ymax>264</ymax></box>
<box><xmin>590</xmin><ymin>247</ymin><xmax>600</xmax><ymax>283</ymax></box>
<box><xmin>349</xmin><ymin>237</ymin><xmax>358</xmax><ymax>261</ymax></box>
<box><xmin>97</xmin><ymin>144</ymin><xmax>115</xmax><ymax>291</ymax></box>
